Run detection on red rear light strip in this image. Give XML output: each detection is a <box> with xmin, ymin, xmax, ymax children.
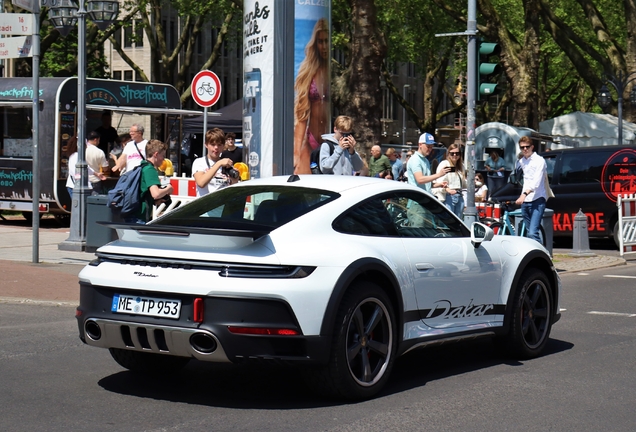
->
<box><xmin>193</xmin><ymin>297</ymin><xmax>204</xmax><ymax>323</ymax></box>
<box><xmin>227</xmin><ymin>326</ymin><xmax>299</xmax><ymax>336</ymax></box>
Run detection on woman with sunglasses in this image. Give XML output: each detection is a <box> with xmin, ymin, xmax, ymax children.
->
<box><xmin>433</xmin><ymin>144</ymin><xmax>466</xmax><ymax>218</ymax></box>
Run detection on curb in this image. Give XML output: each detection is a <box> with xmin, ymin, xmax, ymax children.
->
<box><xmin>0</xmin><ymin>296</ymin><xmax>77</xmax><ymax>307</ymax></box>
<box><xmin>554</xmin><ymin>256</ymin><xmax>627</xmax><ymax>273</ymax></box>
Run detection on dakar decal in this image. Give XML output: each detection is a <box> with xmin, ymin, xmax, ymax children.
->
<box><xmin>601</xmin><ymin>149</ymin><xmax>636</xmax><ymax>202</ymax></box>
<box><xmin>424</xmin><ymin>299</ymin><xmax>495</xmax><ymax>320</ymax></box>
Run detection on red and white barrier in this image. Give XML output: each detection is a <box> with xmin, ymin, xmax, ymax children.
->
<box><xmin>151</xmin><ymin>176</ymin><xmax>198</xmax><ymax>219</ymax></box>
<box><xmin>476</xmin><ymin>202</ymin><xmax>501</xmax><ymax>220</ymax></box>
<box><xmin>168</xmin><ymin>176</ymin><xmax>197</xmax><ymax>197</ymax></box>
<box><xmin>617</xmin><ymin>194</ymin><xmax>636</xmax><ymax>257</ymax></box>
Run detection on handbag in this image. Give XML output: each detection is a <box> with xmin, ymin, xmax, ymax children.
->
<box><xmin>544</xmin><ymin>173</ymin><xmax>555</xmax><ymax>199</ymax></box>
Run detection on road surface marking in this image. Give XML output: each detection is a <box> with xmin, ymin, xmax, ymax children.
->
<box><xmin>588</xmin><ymin>311</ymin><xmax>636</xmax><ymax>318</ymax></box>
<box><xmin>603</xmin><ymin>275</ymin><xmax>636</xmax><ymax>279</ymax></box>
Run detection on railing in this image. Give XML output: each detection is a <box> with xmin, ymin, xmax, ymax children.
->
<box><xmin>152</xmin><ymin>195</ymin><xmax>196</xmax><ymax>220</ymax></box>
<box><xmin>617</xmin><ymin>194</ymin><xmax>636</xmax><ymax>257</ymax></box>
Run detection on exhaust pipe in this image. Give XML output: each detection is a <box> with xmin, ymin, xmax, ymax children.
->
<box><xmin>85</xmin><ymin>320</ymin><xmax>102</xmax><ymax>341</ymax></box>
<box><xmin>190</xmin><ymin>333</ymin><xmax>217</xmax><ymax>354</ymax></box>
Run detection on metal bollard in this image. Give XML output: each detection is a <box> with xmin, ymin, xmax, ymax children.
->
<box><xmin>569</xmin><ymin>209</ymin><xmax>596</xmax><ymax>257</ymax></box>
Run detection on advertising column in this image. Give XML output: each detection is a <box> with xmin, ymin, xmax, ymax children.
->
<box><xmin>243</xmin><ymin>1</ymin><xmax>273</xmax><ymax>179</ymax></box>
<box><xmin>293</xmin><ymin>2</ymin><xmax>331</xmax><ymax>175</ymax></box>
<box><xmin>243</xmin><ymin>0</ymin><xmax>330</xmax><ymax>178</ymax></box>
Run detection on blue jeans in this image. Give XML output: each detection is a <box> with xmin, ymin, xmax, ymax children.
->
<box><xmin>444</xmin><ymin>192</ymin><xmax>464</xmax><ymax>219</ymax></box>
<box><xmin>521</xmin><ymin>197</ymin><xmax>546</xmax><ymax>243</ymax></box>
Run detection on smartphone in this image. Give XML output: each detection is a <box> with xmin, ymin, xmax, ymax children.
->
<box><xmin>449</xmin><ymin>166</ymin><xmax>456</xmax><ymax>172</ymax></box>
<box><xmin>341</xmin><ymin>132</ymin><xmax>352</xmax><ymax>138</ymax></box>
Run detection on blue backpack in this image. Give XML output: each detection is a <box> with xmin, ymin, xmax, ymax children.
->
<box><xmin>107</xmin><ymin>163</ymin><xmax>144</xmax><ymax>217</ymax></box>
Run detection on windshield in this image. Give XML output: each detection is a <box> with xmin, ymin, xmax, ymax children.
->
<box><xmin>153</xmin><ymin>185</ymin><xmax>339</xmax><ymax>230</ymax></box>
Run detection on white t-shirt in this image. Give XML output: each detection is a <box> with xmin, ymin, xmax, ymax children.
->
<box><xmin>65</xmin><ymin>152</ymin><xmax>78</xmax><ymax>189</ymax></box>
<box><xmin>121</xmin><ymin>139</ymin><xmax>147</xmax><ymax>173</ymax></box>
<box><xmin>65</xmin><ymin>152</ymin><xmax>94</xmax><ymax>190</ymax></box>
<box><xmin>85</xmin><ymin>144</ymin><xmax>109</xmax><ymax>184</ymax></box>
<box><xmin>191</xmin><ymin>156</ymin><xmax>231</xmax><ymax>197</ymax></box>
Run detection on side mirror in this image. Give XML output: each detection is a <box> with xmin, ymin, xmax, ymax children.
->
<box><xmin>471</xmin><ymin>222</ymin><xmax>494</xmax><ymax>248</ymax></box>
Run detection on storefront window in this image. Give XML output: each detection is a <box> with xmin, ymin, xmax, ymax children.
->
<box><xmin>0</xmin><ymin>107</ymin><xmax>33</xmax><ymax>158</ymax></box>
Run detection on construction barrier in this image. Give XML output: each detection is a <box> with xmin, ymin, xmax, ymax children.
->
<box><xmin>152</xmin><ymin>176</ymin><xmax>198</xmax><ymax>220</ymax></box>
<box><xmin>617</xmin><ymin>194</ymin><xmax>636</xmax><ymax>257</ymax></box>
<box><xmin>476</xmin><ymin>202</ymin><xmax>501</xmax><ymax>220</ymax></box>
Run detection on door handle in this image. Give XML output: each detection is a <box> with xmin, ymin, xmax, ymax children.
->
<box><xmin>415</xmin><ymin>263</ymin><xmax>434</xmax><ymax>271</ymax></box>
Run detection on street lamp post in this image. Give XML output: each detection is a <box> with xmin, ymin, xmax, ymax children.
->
<box><xmin>54</xmin><ymin>0</ymin><xmax>119</xmax><ymax>252</ymax></box>
<box><xmin>402</xmin><ymin>84</ymin><xmax>410</xmax><ymax>147</ymax></box>
<box><xmin>597</xmin><ymin>70</ymin><xmax>636</xmax><ymax>146</ymax></box>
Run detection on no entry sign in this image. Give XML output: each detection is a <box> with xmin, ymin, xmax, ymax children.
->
<box><xmin>191</xmin><ymin>70</ymin><xmax>222</xmax><ymax>108</ymax></box>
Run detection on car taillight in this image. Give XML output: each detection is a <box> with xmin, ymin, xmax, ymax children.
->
<box><xmin>227</xmin><ymin>326</ymin><xmax>300</xmax><ymax>336</ymax></box>
<box><xmin>193</xmin><ymin>298</ymin><xmax>204</xmax><ymax>323</ymax></box>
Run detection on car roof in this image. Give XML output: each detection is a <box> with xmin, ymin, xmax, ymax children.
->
<box><xmin>231</xmin><ymin>174</ymin><xmax>423</xmax><ymax>195</ymax></box>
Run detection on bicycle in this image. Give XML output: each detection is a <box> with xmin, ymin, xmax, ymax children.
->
<box><xmin>480</xmin><ymin>200</ymin><xmax>546</xmax><ymax>247</ymax></box>
<box><xmin>197</xmin><ymin>82</ymin><xmax>216</xmax><ymax>97</ymax></box>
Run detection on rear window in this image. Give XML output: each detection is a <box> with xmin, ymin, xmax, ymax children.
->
<box><xmin>153</xmin><ymin>185</ymin><xmax>339</xmax><ymax>229</ymax></box>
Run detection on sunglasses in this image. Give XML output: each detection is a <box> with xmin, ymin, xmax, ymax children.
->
<box><xmin>520</xmin><ymin>145</ymin><xmax>531</xmax><ymax>149</ymax></box>
<box><xmin>449</xmin><ymin>152</ymin><xmax>460</xmax><ymax>156</ymax></box>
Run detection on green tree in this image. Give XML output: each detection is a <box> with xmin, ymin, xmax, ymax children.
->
<box><xmin>109</xmin><ymin>0</ymin><xmax>241</xmax><ymax>103</ymax></box>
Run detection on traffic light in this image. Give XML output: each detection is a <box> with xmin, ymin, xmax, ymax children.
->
<box><xmin>478</xmin><ymin>41</ymin><xmax>501</xmax><ymax>100</ymax></box>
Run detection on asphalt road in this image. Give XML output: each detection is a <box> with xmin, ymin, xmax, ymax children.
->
<box><xmin>1</xmin><ymin>264</ymin><xmax>636</xmax><ymax>431</ymax></box>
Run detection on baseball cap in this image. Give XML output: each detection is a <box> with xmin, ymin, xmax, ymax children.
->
<box><xmin>418</xmin><ymin>132</ymin><xmax>436</xmax><ymax>145</ymax></box>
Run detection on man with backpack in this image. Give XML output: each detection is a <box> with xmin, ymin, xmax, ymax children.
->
<box><xmin>315</xmin><ymin>115</ymin><xmax>363</xmax><ymax>175</ymax></box>
<box><xmin>125</xmin><ymin>139</ymin><xmax>173</xmax><ymax>224</ymax></box>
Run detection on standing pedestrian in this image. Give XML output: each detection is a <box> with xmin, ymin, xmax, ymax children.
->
<box><xmin>319</xmin><ymin>115</ymin><xmax>364</xmax><ymax>175</ymax></box>
<box><xmin>406</xmin><ymin>133</ymin><xmax>450</xmax><ymax>192</ymax></box>
<box><xmin>515</xmin><ymin>136</ymin><xmax>548</xmax><ymax>243</ymax></box>
<box><xmin>386</xmin><ymin>148</ymin><xmax>403</xmax><ymax>181</ymax></box>
<box><xmin>433</xmin><ymin>143</ymin><xmax>465</xmax><ymax>218</ymax></box>
<box><xmin>368</xmin><ymin>145</ymin><xmax>392</xmax><ymax>178</ymax></box>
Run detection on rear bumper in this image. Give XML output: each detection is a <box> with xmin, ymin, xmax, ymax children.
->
<box><xmin>76</xmin><ymin>283</ymin><xmax>331</xmax><ymax>365</ymax></box>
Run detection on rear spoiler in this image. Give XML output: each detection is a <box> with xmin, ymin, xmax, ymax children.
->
<box><xmin>97</xmin><ymin>222</ymin><xmax>272</xmax><ymax>240</ymax></box>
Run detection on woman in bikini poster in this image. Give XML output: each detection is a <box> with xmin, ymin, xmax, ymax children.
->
<box><xmin>293</xmin><ymin>5</ymin><xmax>331</xmax><ymax>174</ymax></box>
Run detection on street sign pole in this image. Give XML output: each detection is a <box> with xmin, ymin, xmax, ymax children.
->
<box><xmin>464</xmin><ymin>0</ymin><xmax>478</xmax><ymax>226</ymax></box>
<box><xmin>435</xmin><ymin>0</ymin><xmax>478</xmax><ymax>226</ymax></box>
<box><xmin>31</xmin><ymin>6</ymin><xmax>39</xmax><ymax>262</ymax></box>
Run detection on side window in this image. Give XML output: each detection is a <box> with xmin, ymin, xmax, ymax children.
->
<box><xmin>333</xmin><ymin>198</ymin><xmax>397</xmax><ymax>236</ymax></box>
<box><xmin>561</xmin><ymin>151</ymin><xmax>612</xmax><ymax>184</ymax></box>
<box><xmin>384</xmin><ymin>192</ymin><xmax>469</xmax><ymax>238</ymax></box>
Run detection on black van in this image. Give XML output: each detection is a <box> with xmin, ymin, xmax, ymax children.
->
<box><xmin>490</xmin><ymin>145</ymin><xmax>636</xmax><ymax>245</ymax></box>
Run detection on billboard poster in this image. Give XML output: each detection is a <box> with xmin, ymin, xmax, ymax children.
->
<box><xmin>243</xmin><ymin>0</ymin><xmax>274</xmax><ymax>179</ymax></box>
<box><xmin>293</xmin><ymin>1</ymin><xmax>331</xmax><ymax>174</ymax></box>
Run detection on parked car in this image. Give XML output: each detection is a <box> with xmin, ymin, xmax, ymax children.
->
<box><xmin>76</xmin><ymin>175</ymin><xmax>561</xmax><ymax>399</ymax></box>
<box><xmin>491</xmin><ymin>145</ymin><xmax>636</xmax><ymax>246</ymax></box>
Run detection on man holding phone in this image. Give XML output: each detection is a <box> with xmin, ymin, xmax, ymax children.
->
<box><xmin>319</xmin><ymin>115</ymin><xmax>364</xmax><ymax>175</ymax></box>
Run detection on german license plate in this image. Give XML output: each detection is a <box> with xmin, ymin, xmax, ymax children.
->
<box><xmin>111</xmin><ymin>294</ymin><xmax>181</xmax><ymax>319</ymax></box>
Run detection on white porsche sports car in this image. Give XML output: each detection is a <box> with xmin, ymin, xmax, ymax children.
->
<box><xmin>76</xmin><ymin>175</ymin><xmax>561</xmax><ymax>399</ymax></box>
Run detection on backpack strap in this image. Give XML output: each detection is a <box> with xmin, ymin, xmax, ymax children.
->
<box><xmin>134</xmin><ymin>141</ymin><xmax>145</xmax><ymax>160</ymax></box>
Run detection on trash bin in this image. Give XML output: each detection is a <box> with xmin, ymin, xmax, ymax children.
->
<box><xmin>86</xmin><ymin>195</ymin><xmax>122</xmax><ymax>252</ymax></box>
<box><xmin>511</xmin><ymin>207</ymin><xmax>554</xmax><ymax>256</ymax></box>
<box><xmin>542</xmin><ymin>208</ymin><xmax>554</xmax><ymax>256</ymax></box>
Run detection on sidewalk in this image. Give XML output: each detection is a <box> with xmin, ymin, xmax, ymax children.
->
<box><xmin>0</xmin><ymin>222</ymin><xmax>95</xmax><ymax>306</ymax></box>
<box><xmin>0</xmin><ymin>222</ymin><xmax>630</xmax><ymax>305</ymax></box>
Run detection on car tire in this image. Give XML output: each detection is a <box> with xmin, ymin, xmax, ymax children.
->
<box><xmin>108</xmin><ymin>348</ymin><xmax>190</xmax><ymax>373</ymax></box>
<box><xmin>502</xmin><ymin>269</ymin><xmax>553</xmax><ymax>359</ymax></box>
<box><xmin>307</xmin><ymin>282</ymin><xmax>397</xmax><ymax>399</ymax></box>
